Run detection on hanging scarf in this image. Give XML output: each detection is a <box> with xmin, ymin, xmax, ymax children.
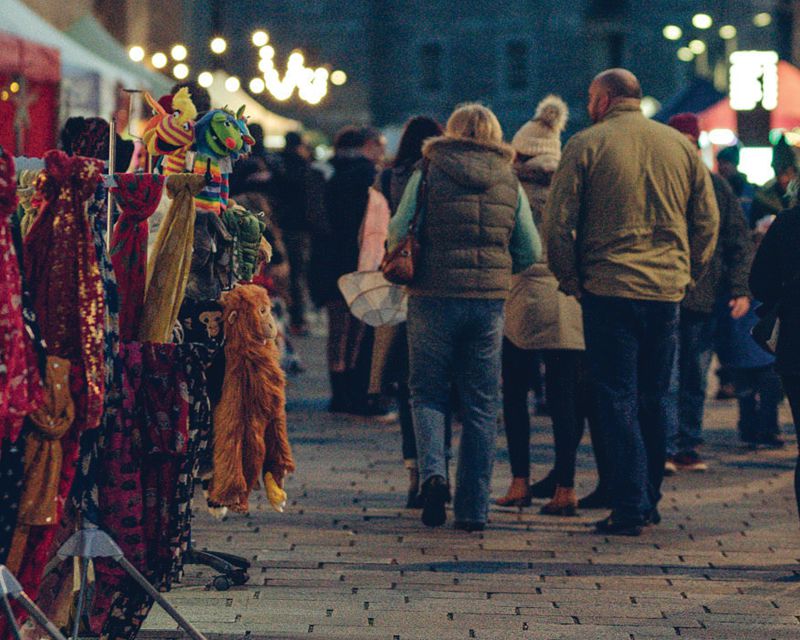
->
<box><xmin>0</xmin><ymin>152</ymin><xmax>43</xmax><ymax>441</ymax></box>
<box><xmin>139</xmin><ymin>173</ymin><xmax>204</xmax><ymax>343</ymax></box>
<box><xmin>23</xmin><ymin>150</ymin><xmax>105</xmax><ymax>432</ymax></box>
<box><xmin>111</xmin><ymin>174</ymin><xmax>165</xmax><ymax>341</ymax></box>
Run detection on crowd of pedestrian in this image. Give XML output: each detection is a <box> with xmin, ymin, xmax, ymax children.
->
<box><xmin>232</xmin><ymin>67</ymin><xmax>800</xmax><ymax>537</ymax></box>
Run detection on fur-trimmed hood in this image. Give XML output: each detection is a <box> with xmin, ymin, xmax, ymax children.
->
<box><xmin>423</xmin><ymin>136</ymin><xmax>515</xmax><ymax>190</ymax></box>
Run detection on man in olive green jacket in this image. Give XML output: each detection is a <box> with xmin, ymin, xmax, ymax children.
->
<box><xmin>544</xmin><ymin>69</ymin><xmax>719</xmax><ymax>536</ymax></box>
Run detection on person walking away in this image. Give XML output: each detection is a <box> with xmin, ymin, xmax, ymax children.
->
<box><xmin>314</xmin><ymin>127</ymin><xmax>388</xmax><ymax>415</ymax></box>
<box><xmin>545</xmin><ymin>69</ymin><xmax>719</xmax><ymax>536</ymax></box>
<box><xmin>364</xmin><ymin>116</ymin><xmax>451</xmax><ymax>507</ymax></box>
<box><xmin>388</xmin><ymin>104</ymin><xmax>541</xmax><ymax>531</ymax></box>
<box><xmin>664</xmin><ymin>114</ymin><xmax>753</xmax><ymax>473</ymax></box>
<box><xmin>497</xmin><ymin>95</ymin><xmax>611</xmax><ymax>514</ymax></box>
<box><xmin>749</xmin><ymin>203</ymin><xmax>800</xmax><ymax>519</ymax></box>
<box><xmin>750</xmin><ymin>136</ymin><xmax>798</xmax><ymax>225</ymax></box>
<box><xmin>273</xmin><ymin>132</ymin><xmax>312</xmax><ymax>335</ymax></box>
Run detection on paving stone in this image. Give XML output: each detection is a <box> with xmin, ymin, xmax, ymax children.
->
<box><xmin>137</xmin><ymin>336</ymin><xmax>800</xmax><ymax>640</ymax></box>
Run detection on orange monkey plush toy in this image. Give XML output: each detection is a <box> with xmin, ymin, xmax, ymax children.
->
<box><xmin>209</xmin><ymin>284</ymin><xmax>295</xmax><ymax>513</ymax></box>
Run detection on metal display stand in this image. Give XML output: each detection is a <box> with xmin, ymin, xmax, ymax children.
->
<box><xmin>56</xmin><ymin>527</ymin><xmax>207</xmax><ymax>640</ymax></box>
<box><xmin>184</xmin><ymin>543</ymin><xmax>251</xmax><ymax>591</ymax></box>
<box><xmin>0</xmin><ymin>565</ymin><xmax>67</xmax><ymax>640</ymax></box>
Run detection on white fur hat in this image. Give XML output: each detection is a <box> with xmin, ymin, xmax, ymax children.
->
<box><xmin>511</xmin><ymin>95</ymin><xmax>569</xmax><ymax>160</ymax></box>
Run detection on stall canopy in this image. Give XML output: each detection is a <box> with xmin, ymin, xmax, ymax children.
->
<box><xmin>65</xmin><ymin>14</ymin><xmax>172</xmax><ymax>98</ymax></box>
<box><xmin>654</xmin><ymin>77</ymin><xmax>727</xmax><ymax>124</ymax></box>
<box><xmin>207</xmin><ymin>71</ymin><xmax>302</xmax><ymax>145</ymax></box>
<box><xmin>0</xmin><ymin>31</ymin><xmax>60</xmax><ymax>155</ymax></box>
<box><xmin>3</xmin><ymin>0</ymin><xmax>157</xmax><ymax>119</ymax></box>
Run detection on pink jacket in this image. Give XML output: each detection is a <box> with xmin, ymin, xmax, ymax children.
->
<box><xmin>358</xmin><ymin>187</ymin><xmax>391</xmax><ymax>271</ymax></box>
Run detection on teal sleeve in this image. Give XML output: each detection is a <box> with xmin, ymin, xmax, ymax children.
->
<box><xmin>509</xmin><ymin>186</ymin><xmax>541</xmax><ymax>274</ymax></box>
<box><xmin>387</xmin><ymin>170</ymin><xmax>422</xmax><ymax>250</ymax></box>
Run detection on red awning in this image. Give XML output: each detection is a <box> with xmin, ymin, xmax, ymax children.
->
<box><xmin>0</xmin><ymin>30</ymin><xmax>60</xmax><ymax>83</ymax></box>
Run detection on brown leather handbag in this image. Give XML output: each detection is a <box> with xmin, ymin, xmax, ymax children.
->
<box><xmin>380</xmin><ymin>162</ymin><xmax>428</xmax><ymax>285</ymax></box>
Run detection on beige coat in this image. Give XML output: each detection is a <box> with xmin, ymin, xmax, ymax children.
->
<box><xmin>504</xmin><ymin>157</ymin><xmax>584</xmax><ymax>351</ymax></box>
<box><xmin>545</xmin><ymin>101</ymin><xmax>719</xmax><ymax>302</ymax></box>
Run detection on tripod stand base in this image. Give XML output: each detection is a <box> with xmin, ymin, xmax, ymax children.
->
<box><xmin>184</xmin><ymin>547</ymin><xmax>251</xmax><ymax>591</ymax></box>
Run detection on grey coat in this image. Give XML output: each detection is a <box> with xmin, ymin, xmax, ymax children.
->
<box><xmin>504</xmin><ymin>156</ymin><xmax>584</xmax><ymax>350</ymax></box>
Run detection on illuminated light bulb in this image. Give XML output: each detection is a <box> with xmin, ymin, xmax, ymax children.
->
<box><xmin>225</xmin><ymin>76</ymin><xmax>241</xmax><ymax>92</ymax></box>
<box><xmin>210</xmin><ymin>37</ymin><xmax>227</xmax><ymax>54</ymax></box>
<box><xmin>288</xmin><ymin>51</ymin><xmax>305</xmax><ymax>67</ymax></box>
<box><xmin>249</xmin><ymin>77</ymin><xmax>266</xmax><ymax>93</ymax></box>
<box><xmin>719</xmin><ymin>25</ymin><xmax>737</xmax><ymax>40</ymax></box>
<box><xmin>258</xmin><ymin>58</ymin><xmax>273</xmax><ymax>73</ymax></box>
<box><xmin>692</xmin><ymin>13</ymin><xmax>712</xmax><ymax>29</ymax></box>
<box><xmin>689</xmin><ymin>39</ymin><xmax>706</xmax><ymax>55</ymax></box>
<box><xmin>198</xmin><ymin>71</ymin><xmax>214</xmax><ymax>88</ymax></box>
<box><xmin>151</xmin><ymin>52</ymin><xmax>168</xmax><ymax>69</ymax></box>
<box><xmin>252</xmin><ymin>30</ymin><xmax>269</xmax><ymax>47</ymax></box>
<box><xmin>0</xmin><ymin>91</ymin><xmax>8</xmax><ymax>101</ymax></box>
<box><xmin>331</xmin><ymin>70</ymin><xmax>347</xmax><ymax>85</ymax></box>
<box><xmin>259</xmin><ymin>45</ymin><xmax>275</xmax><ymax>59</ymax></box>
<box><xmin>9</xmin><ymin>82</ymin><xmax>20</xmax><ymax>94</ymax></box>
<box><xmin>129</xmin><ymin>46</ymin><xmax>145</xmax><ymax>62</ymax></box>
<box><xmin>171</xmin><ymin>44</ymin><xmax>188</xmax><ymax>61</ymax></box>
<box><xmin>662</xmin><ymin>25</ymin><xmax>682</xmax><ymax>41</ymax></box>
<box><xmin>173</xmin><ymin>63</ymin><xmax>189</xmax><ymax>80</ymax></box>
<box><xmin>754</xmin><ymin>13</ymin><xmax>772</xmax><ymax>27</ymax></box>
<box><xmin>677</xmin><ymin>47</ymin><xmax>694</xmax><ymax>62</ymax></box>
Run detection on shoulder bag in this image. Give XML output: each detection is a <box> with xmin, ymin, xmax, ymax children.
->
<box><xmin>380</xmin><ymin>161</ymin><xmax>428</xmax><ymax>285</ymax></box>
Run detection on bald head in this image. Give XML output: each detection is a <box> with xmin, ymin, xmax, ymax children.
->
<box><xmin>588</xmin><ymin>68</ymin><xmax>642</xmax><ymax>123</ymax></box>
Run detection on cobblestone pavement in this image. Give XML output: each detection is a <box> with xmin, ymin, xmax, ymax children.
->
<box><xmin>141</xmin><ymin>335</ymin><xmax>800</xmax><ymax>640</ymax></box>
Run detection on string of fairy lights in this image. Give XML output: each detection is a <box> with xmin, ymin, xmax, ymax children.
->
<box><xmin>128</xmin><ymin>29</ymin><xmax>347</xmax><ymax>106</ymax></box>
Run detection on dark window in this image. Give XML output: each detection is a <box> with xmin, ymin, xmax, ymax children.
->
<box><xmin>507</xmin><ymin>41</ymin><xmax>529</xmax><ymax>90</ymax></box>
<box><xmin>420</xmin><ymin>43</ymin><xmax>443</xmax><ymax>91</ymax></box>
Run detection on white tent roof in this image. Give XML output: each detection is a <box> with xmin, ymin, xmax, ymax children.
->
<box><xmin>3</xmin><ymin>0</ymin><xmax>143</xmax><ymax>88</ymax></box>
<box><xmin>207</xmin><ymin>71</ymin><xmax>301</xmax><ymax>143</ymax></box>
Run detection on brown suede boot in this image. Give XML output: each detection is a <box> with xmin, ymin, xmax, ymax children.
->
<box><xmin>540</xmin><ymin>486</ymin><xmax>578</xmax><ymax>516</ymax></box>
<box><xmin>495</xmin><ymin>477</ymin><xmax>532</xmax><ymax>507</ymax></box>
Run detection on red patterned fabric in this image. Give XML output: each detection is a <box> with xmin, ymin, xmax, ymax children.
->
<box><xmin>0</xmin><ymin>151</ymin><xmax>43</xmax><ymax>441</ymax></box>
<box><xmin>24</xmin><ymin>150</ymin><xmax>105</xmax><ymax>432</ymax></box>
<box><xmin>110</xmin><ymin>174</ymin><xmax>164</xmax><ymax>341</ymax></box>
<box><xmin>14</xmin><ymin>150</ymin><xmax>104</xmax><ymax>604</ymax></box>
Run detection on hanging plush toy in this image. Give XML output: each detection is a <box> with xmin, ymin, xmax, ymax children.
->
<box><xmin>209</xmin><ymin>284</ymin><xmax>294</xmax><ymax>514</ymax></box>
<box><xmin>221</xmin><ymin>203</ymin><xmax>266</xmax><ymax>282</ymax></box>
<box><xmin>141</xmin><ymin>88</ymin><xmax>197</xmax><ymax>175</ymax></box>
<box><xmin>193</xmin><ymin>106</ymin><xmax>254</xmax><ymax>215</ymax></box>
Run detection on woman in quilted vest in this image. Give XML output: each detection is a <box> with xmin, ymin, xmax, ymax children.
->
<box><xmin>387</xmin><ymin>104</ymin><xmax>541</xmax><ymax>531</ymax></box>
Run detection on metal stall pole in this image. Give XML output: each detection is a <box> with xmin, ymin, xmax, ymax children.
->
<box><xmin>106</xmin><ymin>117</ymin><xmax>116</xmax><ymax>249</ymax></box>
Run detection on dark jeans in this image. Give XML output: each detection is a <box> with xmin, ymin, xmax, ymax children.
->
<box><xmin>779</xmin><ymin>374</ymin><xmax>800</xmax><ymax>521</ymax></box>
<box><xmin>582</xmin><ymin>294</ymin><xmax>679</xmax><ymax>524</ymax></box>
<box><xmin>734</xmin><ymin>365</ymin><xmax>783</xmax><ymax>442</ymax></box>
<box><xmin>667</xmin><ymin>309</ymin><xmax>716</xmax><ymax>456</ymax></box>
<box><xmin>284</xmin><ymin>229</ymin><xmax>309</xmax><ymax>327</ymax></box>
<box><xmin>502</xmin><ymin>339</ymin><xmax>608</xmax><ymax>489</ymax></box>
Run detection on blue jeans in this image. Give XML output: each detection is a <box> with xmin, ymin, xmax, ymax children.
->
<box><xmin>667</xmin><ymin>310</ymin><xmax>716</xmax><ymax>456</ymax></box>
<box><xmin>407</xmin><ymin>296</ymin><xmax>504</xmax><ymax>524</ymax></box>
<box><xmin>582</xmin><ymin>294</ymin><xmax>680</xmax><ymax>524</ymax></box>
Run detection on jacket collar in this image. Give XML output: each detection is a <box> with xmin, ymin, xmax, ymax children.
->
<box><xmin>600</xmin><ymin>99</ymin><xmax>643</xmax><ymax>122</ymax></box>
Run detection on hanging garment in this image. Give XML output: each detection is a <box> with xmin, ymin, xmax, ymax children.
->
<box><xmin>139</xmin><ymin>173</ymin><xmax>205</xmax><ymax>343</ymax></box>
<box><xmin>185</xmin><ymin>210</ymin><xmax>233</xmax><ymax>302</ymax></box>
<box><xmin>12</xmin><ymin>149</ymin><xmax>105</xmax><ymax>606</ymax></box>
<box><xmin>16</xmin><ymin>169</ymin><xmax>40</xmax><ymax>237</ymax></box>
<box><xmin>0</xmin><ymin>151</ymin><xmax>43</xmax><ymax>441</ymax></box>
<box><xmin>95</xmin><ymin>343</ymin><xmax>212</xmax><ymax>640</ymax></box>
<box><xmin>111</xmin><ymin>174</ymin><xmax>165</xmax><ymax>341</ymax></box>
<box><xmin>23</xmin><ymin>149</ymin><xmax>106</xmax><ymax>432</ymax></box>
<box><xmin>0</xmin><ymin>437</ymin><xmax>26</xmax><ymax>564</ymax></box>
